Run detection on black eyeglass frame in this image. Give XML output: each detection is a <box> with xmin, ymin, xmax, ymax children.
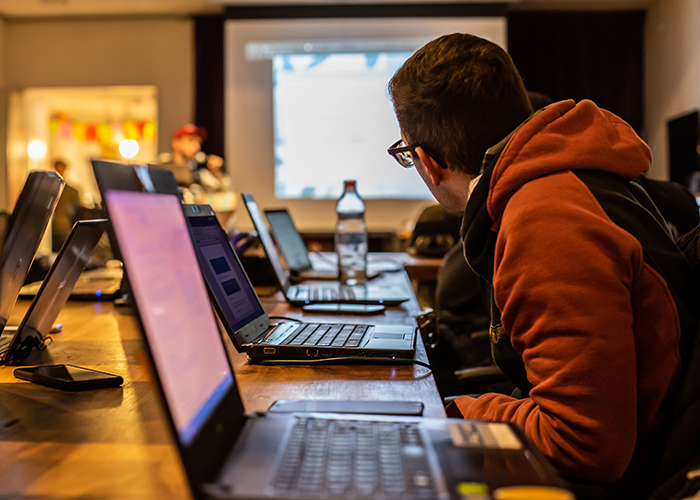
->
<box><xmin>387</xmin><ymin>139</ymin><xmax>447</xmax><ymax>169</ymax></box>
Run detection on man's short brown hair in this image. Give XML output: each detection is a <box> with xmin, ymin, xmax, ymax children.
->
<box><xmin>389</xmin><ymin>33</ymin><xmax>533</xmax><ymax>176</ymax></box>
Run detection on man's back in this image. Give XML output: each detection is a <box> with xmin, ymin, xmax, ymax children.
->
<box><xmin>457</xmin><ymin>100</ymin><xmax>698</xmax><ymax>488</ymax></box>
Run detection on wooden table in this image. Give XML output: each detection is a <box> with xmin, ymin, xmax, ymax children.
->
<box><xmin>0</xmin><ymin>272</ymin><xmax>444</xmax><ymax>499</ymax></box>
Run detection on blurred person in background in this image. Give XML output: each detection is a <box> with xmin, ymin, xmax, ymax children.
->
<box><xmin>159</xmin><ymin>123</ymin><xmax>236</xmax><ymax>228</ymax></box>
<box><xmin>159</xmin><ymin>124</ymin><xmax>231</xmax><ymax>192</ymax></box>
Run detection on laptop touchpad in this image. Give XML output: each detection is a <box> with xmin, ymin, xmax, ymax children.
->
<box><xmin>372</xmin><ymin>332</ymin><xmax>408</xmax><ymax>340</ymax></box>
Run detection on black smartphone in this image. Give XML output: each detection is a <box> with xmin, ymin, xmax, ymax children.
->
<box><xmin>302</xmin><ymin>303</ymin><xmax>385</xmax><ymax>315</ymax></box>
<box><xmin>14</xmin><ymin>364</ymin><xmax>123</xmax><ymax>391</ymax></box>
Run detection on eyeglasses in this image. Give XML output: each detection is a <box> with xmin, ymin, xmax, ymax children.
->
<box><xmin>387</xmin><ymin>139</ymin><xmax>446</xmax><ymax>169</ymax></box>
<box><xmin>387</xmin><ymin>139</ymin><xmax>417</xmax><ymax>168</ymax></box>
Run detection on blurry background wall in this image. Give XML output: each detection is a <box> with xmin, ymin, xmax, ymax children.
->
<box><xmin>0</xmin><ymin>16</ymin><xmax>193</xmax><ymax>210</ymax></box>
<box><xmin>1</xmin><ymin>2</ymin><xmax>700</xmax><ymax>220</ymax></box>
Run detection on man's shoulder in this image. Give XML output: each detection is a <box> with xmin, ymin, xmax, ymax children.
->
<box><xmin>503</xmin><ymin>170</ymin><xmax>600</xmax><ymax>214</ymax></box>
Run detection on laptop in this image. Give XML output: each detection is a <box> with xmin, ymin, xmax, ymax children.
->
<box><xmin>104</xmin><ymin>188</ymin><xmax>567</xmax><ymax>500</ymax></box>
<box><xmin>183</xmin><ymin>204</ymin><xmax>416</xmax><ymax>361</ymax></box>
<box><xmin>0</xmin><ymin>219</ymin><xmax>108</xmax><ymax>363</ymax></box>
<box><xmin>0</xmin><ymin>171</ymin><xmax>64</xmax><ymax>336</ymax></box>
<box><xmin>242</xmin><ymin>193</ymin><xmax>411</xmax><ymax>306</ymax></box>
<box><xmin>264</xmin><ymin>208</ymin><xmax>402</xmax><ymax>280</ymax></box>
<box><xmin>19</xmin><ymin>266</ymin><xmax>123</xmax><ymax>301</ymax></box>
<box><xmin>91</xmin><ymin>159</ymin><xmax>181</xmax><ymax>299</ymax></box>
<box><xmin>91</xmin><ymin>159</ymin><xmax>181</xmax><ymax>197</ymax></box>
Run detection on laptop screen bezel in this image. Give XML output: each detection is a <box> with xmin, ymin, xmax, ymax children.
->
<box><xmin>103</xmin><ymin>190</ymin><xmax>248</xmax><ymax>495</ymax></box>
<box><xmin>183</xmin><ymin>204</ymin><xmax>271</xmax><ymax>351</ymax></box>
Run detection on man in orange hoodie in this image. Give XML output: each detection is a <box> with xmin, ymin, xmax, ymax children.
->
<box><xmin>387</xmin><ymin>33</ymin><xmax>697</xmax><ymax>497</ymax></box>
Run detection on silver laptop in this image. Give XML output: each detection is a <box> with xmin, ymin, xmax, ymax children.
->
<box><xmin>0</xmin><ymin>171</ymin><xmax>64</xmax><ymax>336</ymax></box>
<box><xmin>0</xmin><ymin>219</ymin><xmax>107</xmax><ymax>364</ymax></box>
<box><xmin>104</xmin><ymin>188</ymin><xmax>567</xmax><ymax>500</ymax></box>
<box><xmin>242</xmin><ymin>193</ymin><xmax>411</xmax><ymax>306</ymax></box>
<box><xmin>264</xmin><ymin>208</ymin><xmax>403</xmax><ymax>280</ymax></box>
<box><xmin>183</xmin><ymin>204</ymin><xmax>415</xmax><ymax>361</ymax></box>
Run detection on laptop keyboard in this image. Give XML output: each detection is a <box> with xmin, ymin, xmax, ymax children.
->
<box><xmin>309</xmin><ymin>286</ymin><xmax>356</xmax><ymax>301</ymax></box>
<box><xmin>272</xmin><ymin>417</ymin><xmax>436</xmax><ymax>499</ymax></box>
<box><xmin>278</xmin><ymin>323</ymin><xmax>370</xmax><ymax>348</ymax></box>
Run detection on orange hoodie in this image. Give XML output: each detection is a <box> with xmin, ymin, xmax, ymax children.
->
<box><xmin>456</xmin><ymin>100</ymin><xmax>696</xmax><ymax>484</ymax></box>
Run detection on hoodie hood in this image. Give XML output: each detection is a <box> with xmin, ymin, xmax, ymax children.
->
<box><xmin>462</xmin><ymin>99</ymin><xmax>652</xmax><ymax>281</ymax></box>
<box><xmin>487</xmin><ymin>99</ymin><xmax>651</xmax><ymax>229</ymax></box>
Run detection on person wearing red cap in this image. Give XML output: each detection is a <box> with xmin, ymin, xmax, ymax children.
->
<box><xmin>159</xmin><ymin>124</ymin><xmax>225</xmax><ymax>188</ymax></box>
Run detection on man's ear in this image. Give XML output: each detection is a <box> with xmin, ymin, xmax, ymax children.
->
<box><xmin>415</xmin><ymin>147</ymin><xmax>444</xmax><ymax>186</ymax></box>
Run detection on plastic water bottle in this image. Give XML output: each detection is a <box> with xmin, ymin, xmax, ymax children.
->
<box><xmin>335</xmin><ymin>180</ymin><xmax>368</xmax><ymax>285</ymax></box>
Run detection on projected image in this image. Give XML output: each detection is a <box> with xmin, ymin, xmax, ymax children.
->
<box><xmin>273</xmin><ymin>52</ymin><xmax>433</xmax><ymax>200</ymax></box>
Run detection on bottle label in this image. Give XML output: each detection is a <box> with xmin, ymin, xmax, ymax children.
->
<box><xmin>336</xmin><ymin>232</ymin><xmax>366</xmax><ymax>245</ymax></box>
<box><xmin>337</xmin><ymin>212</ymin><xmax>364</xmax><ymax>221</ymax></box>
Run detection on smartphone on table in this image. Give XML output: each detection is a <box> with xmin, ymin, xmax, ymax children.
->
<box><xmin>14</xmin><ymin>364</ymin><xmax>123</xmax><ymax>391</ymax></box>
<box><xmin>301</xmin><ymin>303</ymin><xmax>385</xmax><ymax>315</ymax></box>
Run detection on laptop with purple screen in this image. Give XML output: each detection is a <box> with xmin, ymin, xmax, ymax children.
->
<box><xmin>103</xmin><ymin>189</ymin><xmax>566</xmax><ymax>500</ymax></box>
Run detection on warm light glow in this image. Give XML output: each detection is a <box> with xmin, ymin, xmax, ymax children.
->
<box><xmin>119</xmin><ymin>139</ymin><xmax>139</xmax><ymax>159</ymax></box>
<box><xmin>27</xmin><ymin>139</ymin><xmax>47</xmax><ymax>160</ymax></box>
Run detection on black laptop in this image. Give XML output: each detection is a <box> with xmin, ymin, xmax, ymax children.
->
<box><xmin>264</xmin><ymin>207</ymin><xmax>402</xmax><ymax>280</ymax></box>
<box><xmin>0</xmin><ymin>171</ymin><xmax>64</xmax><ymax>336</ymax></box>
<box><xmin>242</xmin><ymin>193</ymin><xmax>411</xmax><ymax>306</ymax></box>
<box><xmin>0</xmin><ymin>219</ymin><xmax>108</xmax><ymax>363</ymax></box>
<box><xmin>91</xmin><ymin>159</ymin><xmax>182</xmax><ymax>299</ymax></box>
<box><xmin>104</xmin><ymin>188</ymin><xmax>568</xmax><ymax>500</ymax></box>
<box><xmin>183</xmin><ymin>204</ymin><xmax>415</xmax><ymax>361</ymax></box>
<box><xmin>91</xmin><ymin>159</ymin><xmax>181</xmax><ymax>197</ymax></box>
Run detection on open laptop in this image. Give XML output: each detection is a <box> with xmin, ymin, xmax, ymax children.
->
<box><xmin>0</xmin><ymin>171</ymin><xmax>64</xmax><ymax>336</ymax></box>
<box><xmin>242</xmin><ymin>193</ymin><xmax>411</xmax><ymax>306</ymax></box>
<box><xmin>264</xmin><ymin>208</ymin><xmax>402</xmax><ymax>280</ymax></box>
<box><xmin>183</xmin><ymin>204</ymin><xmax>415</xmax><ymax>361</ymax></box>
<box><xmin>91</xmin><ymin>159</ymin><xmax>181</xmax><ymax>198</ymax></box>
<box><xmin>19</xmin><ymin>266</ymin><xmax>123</xmax><ymax>301</ymax></box>
<box><xmin>0</xmin><ymin>219</ymin><xmax>108</xmax><ymax>364</ymax></box>
<box><xmin>104</xmin><ymin>188</ymin><xmax>567</xmax><ymax>500</ymax></box>
<box><xmin>91</xmin><ymin>159</ymin><xmax>182</xmax><ymax>300</ymax></box>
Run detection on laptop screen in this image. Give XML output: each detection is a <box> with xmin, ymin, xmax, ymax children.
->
<box><xmin>22</xmin><ymin>219</ymin><xmax>107</xmax><ymax>336</ymax></box>
<box><xmin>0</xmin><ymin>171</ymin><xmax>63</xmax><ymax>332</ymax></box>
<box><xmin>241</xmin><ymin>194</ymin><xmax>291</xmax><ymax>291</ymax></box>
<box><xmin>106</xmin><ymin>190</ymin><xmax>234</xmax><ymax>446</ymax></box>
<box><xmin>187</xmin><ymin>215</ymin><xmax>265</xmax><ymax>333</ymax></box>
<box><xmin>264</xmin><ymin>209</ymin><xmax>312</xmax><ymax>272</ymax></box>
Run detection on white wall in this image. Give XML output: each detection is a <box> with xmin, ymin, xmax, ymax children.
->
<box><xmin>0</xmin><ymin>16</ymin><xmax>194</xmax><ymax>209</ymax></box>
<box><xmin>645</xmin><ymin>0</ymin><xmax>700</xmax><ymax>180</ymax></box>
